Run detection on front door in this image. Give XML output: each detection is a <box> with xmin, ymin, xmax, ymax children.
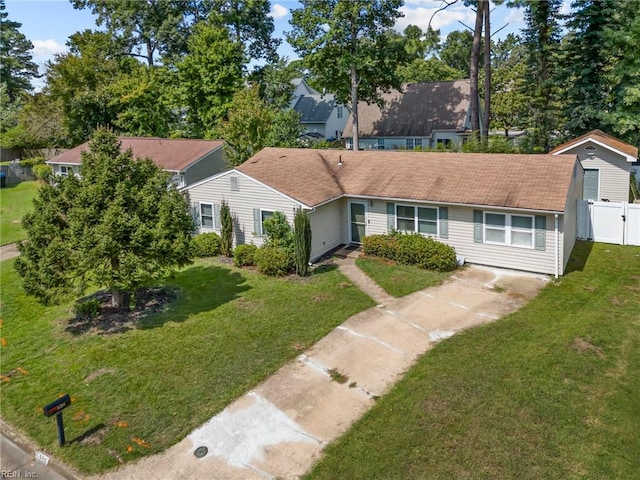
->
<box><xmin>349</xmin><ymin>201</ymin><xmax>367</xmax><ymax>243</ymax></box>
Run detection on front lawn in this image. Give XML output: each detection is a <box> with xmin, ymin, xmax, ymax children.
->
<box><xmin>0</xmin><ymin>180</ymin><xmax>39</xmax><ymax>245</ymax></box>
<box><xmin>0</xmin><ymin>258</ymin><xmax>375</xmax><ymax>474</ymax></box>
<box><xmin>355</xmin><ymin>256</ymin><xmax>453</xmax><ymax>297</ymax></box>
<box><xmin>307</xmin><ymin>242</ymin><xmax>640</xmax><ymax>479</ymax></box>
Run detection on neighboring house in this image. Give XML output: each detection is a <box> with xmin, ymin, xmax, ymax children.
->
<box><xmin>550</xmin><ymin>129</ymin><xmax>638</xmax><ymax>203</ymax></box>
<box><xmin>290</xmin><ymin>78</ymin><xmax>349</xmax><ymax>141</ymax></box>
<box><xmin>186</xmin><ymin>148</ymin><xmax>582</xmax><ymax>277</ymax></box>
<box><xmin>342</xmin><ymin>80</ymin><xmax>481</xmax><ymax>150</ymax></box>
<box><xmin>46</xmin><ymin>137</ymin><xmax>226</xmax><ymax>188</ymax></box>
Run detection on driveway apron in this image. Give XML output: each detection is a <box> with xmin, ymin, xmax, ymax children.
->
<box><xmin>94</xmin><ymin>261</ymin><xmax>548</xmax><ymax>480</ymax></box>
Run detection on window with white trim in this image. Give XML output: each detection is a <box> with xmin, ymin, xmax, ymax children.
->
<box><xmin>260</xmin><ymin>209</ymin><xmax>274</xmax><ymax>235</ymax></box>
<box><xmin>337</xmin><ymin>106</ymin><xmax>343</xmax><ymax>119</ymax></box>
<box><xmin>484</xmin><ymin>212</ymin><xmax>534</xmax><ymax>248</ymax></box>
<box><xmin>396</xmin><ymin>205</ymin><xmax>438</xmax><ymax>236</ymax></box>
<box><xmin>200</xmin><ymin>203</ymin><xmax>214</xmax><ymax>228</ymax></box>
<box><xmin>60</xmin><ymin>165</ymin><xmax>70</xmax><ymax>176</ymax></box>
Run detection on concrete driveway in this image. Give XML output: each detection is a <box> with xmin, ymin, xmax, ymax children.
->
<box><xmin>94</xmin><ymin>263</ymin><xmax>548</xmax><ymax>480</ymax></box>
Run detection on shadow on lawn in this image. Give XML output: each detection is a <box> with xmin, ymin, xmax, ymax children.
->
<box><xmin>66</xmin><ymin>264</ymin><xmax>251</xmax><ymax>335</ymax></box>
<box><xmin>565</xmin><ymin>240</ymin><xmax>594</xmax><ymax>274</ymax></box>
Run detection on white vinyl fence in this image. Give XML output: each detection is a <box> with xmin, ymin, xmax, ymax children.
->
<box><xmin>577</xmin><ymin>200</ymin><xmax>640</xmax><ymax>246</ymax></box>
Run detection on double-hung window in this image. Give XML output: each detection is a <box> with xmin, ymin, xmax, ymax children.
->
<box><xmin>396</xmin><ymin>205</ymin><xmax>438</xmax><ymax>236</ymax></box>
<box><xmin>260</xmin><ymin>210</ymin><xmax>274</xmax><ymax>236</ymax></box>
<box><xmin>417</xmin><ymin>207</ymin><xmax>438</xmax><ymax>235</ymax></box>
<box><xmin>483</xmin><ymin>212</ymin><xmax>534</xmax><ymax>248</ymax></box>
<box><xmin>60</xmin><ymin>165</ymin><xmax>69</xmax><ymax>176</ymax></box>
<box><xmin>377</xmin><ymin>138</ymin><xmax>385</xmax><ymax>150</ymax></box>
<box><xmin>200</xmin><ymin>203</ymin><xmax>214</xmax><ymax>229</ymax></box>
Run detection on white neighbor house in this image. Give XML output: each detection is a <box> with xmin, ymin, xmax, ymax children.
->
<box><xmin>186</xmin><ymin>148</ymin><xmax>583</xmax><ymax>277</ymax></box>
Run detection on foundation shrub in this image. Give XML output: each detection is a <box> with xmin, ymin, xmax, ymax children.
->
<box><xmin>233</xmin><ymin>244</ymin><xmax>258</xmax><ymax>267</ymax></box>
<box><xmin>255</xmin><ymin>246</ymin><xmax>293</xmax><ymax>276</ymax></box>
<box><xmin>191</xmin><ymin>232</ymin><xmax>221</xmax><ymax>257</ymax></box>
<box><xmin>363</xmin><ymin>232</ymin><xmax>457</xmax><ymax>272</ymax></box>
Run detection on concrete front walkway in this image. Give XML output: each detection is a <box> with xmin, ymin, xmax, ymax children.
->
<box><xmin>0</xmin><ymin>242</ymin><xmax>19</xmax><ymax>262</ymax></box>
<box><xmin>94</xmin><ymin>258</ymin><xmax>548</xmax><ymax>480</ymax></box>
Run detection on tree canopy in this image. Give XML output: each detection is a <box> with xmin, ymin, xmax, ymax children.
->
<box><xmin>15</xmin><ymin>128</ymin><xmax>194</xmax><ymax>309</ymax></box>
<box><xmin>287</xmin><ymin>0</ymin><xmax>406</xmax><ymax>150</ymax></box>
<box><xmin>0</xmin><ymin>0</ymin><xmax>38</xmax><ymax>100</ymax></box>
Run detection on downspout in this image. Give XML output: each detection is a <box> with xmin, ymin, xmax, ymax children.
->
<box><xmin>554</xmin><ymin>214</ymin><xmax>559</xmax><ymax>279</ymax></box>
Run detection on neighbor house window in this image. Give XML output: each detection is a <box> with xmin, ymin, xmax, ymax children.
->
<box><xmin>436</xmin><ymin>139</ymin><xmax>452</xmax><ymax>149</ymax></box>
<box><xmin>377</xmin><ymin>138</ymin><xmax>385</xmax><ymax>150</ymax></box>
<box><xmin>484</xmin><ymin>212</ymin><xmax>534</xmax><ymax>248</ymax></box>
<box><xmin>414</xmin><ymin>139</ymin><xmax>422</xmax><ymax>149</ymax></box>
<box><xmin>230</xmin><ymin>176</ymin><xmax>239</xmax><ymax>191</ymax></box>
<box><xmin>396</xmin><ymin>205</ymin><xmax>438</xmax><ymax>236</ymax></box>
<box><xmin>406</xmin><ymin>138</ymin><xmax>414</xmax><ymax>150</ymax></box>
<box><xmin>337</xmin><ymin>106</ymin><xmax>343</xmax><ymax>119</ymax></box>
<box><xmin>60</xmin><ymin>165</ymin><xmax>69</xmax><ymax>176</ymax></box>
<box><xmin>200</xmin><ymin>203</ymin><xmax>214</xmax><ymax>229</ymax></box>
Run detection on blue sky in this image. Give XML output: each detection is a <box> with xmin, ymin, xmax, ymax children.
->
<box><xmin>6</xmin><ymin>0</ymin><xmax>557</xmax><ymax>73</ymax></box>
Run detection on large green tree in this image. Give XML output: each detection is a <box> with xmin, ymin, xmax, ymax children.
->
<box><xmin>521</xmin><ymin>0</ymin><xmax>563</xmax><ymax>151</ymax></box>
<box><xmin>70</xmin><ymin>0</ymin><xmax>191</xmax><ymax>66</ymax></box>
<box><xmin>0</xmin><ymin>0</ymin><xmax>38</xmax><ymax>100</ymax></box>
<box><xmin>221</xmin><ymin>85</ymin><xmax>302</xmax><ymax>166</ymax></box>
<box><xmin>439</xmin><ymin>30</ymin><xmax>474</xmax><ymax>76</ymax></box>
<box><xmin>287</xmin><ymin>0</ymin><xmax>406</xmax><ymax>150</ymax></box>
<box><xmin>396</xmin><ymin>58</ymin><xmax>465</xmax><ymax>83</ymax></box>
<box><xmin>604</xmin><ymin>0</ymin><xmax>640</xmax><ymax>144</ymax></box>
<box><xmin>178</xmin><ymin>20</ymin><xmax>244</xmax><ymax>138</ymax></box>
<box><xmin>45</xmin><ymin>30</ymin><xmax>138</xmax><ymax>145</ymax></box>
<box><xmin>490</xmin><ymin>34</ymin><xmax>527</xmax><ymax>136</ymax></box>
<box><xmin>561</xmin><ymin>0</ymin><xmax>618</xmax><ymax>137</ymax></box>
<box><xmin>15</xmin><ymin>128</ymin><xmax>193</xmax><ymax>309</ymax></box>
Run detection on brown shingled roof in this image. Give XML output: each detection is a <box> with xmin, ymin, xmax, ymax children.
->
<box><xmin>342</xmin><ymin>80</ymin><xmax>471</xmax><ymax>138</ymax></box>
<box><xmin>550</xmin><ymin>129</ymin><xmax>638</xmax><ymax>160</ymax></box>
<box><xmin>236</xmin><ymin>148</ymin><xmax>577</xmax><ymax>212</ymax></box>
<box><xmin>47</xmin><ymin>137</ymin><xmax>224</xmax><ymax>172</ymax></box>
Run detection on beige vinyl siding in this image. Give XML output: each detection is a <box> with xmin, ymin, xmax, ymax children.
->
<box><xmin>446</xmin><ymin>207</ymin><xmax>557</xmax><ymax>275</ymax></box>
<box><xmin>561</xmin><ymin>162</ymin><xmax>583</xmax><ymax>272</ymax></box>
<box><xmin>184</xmin><ymin>147</ymin><xmax>227</xmax><ymax>186</ymax></box>
<box><xmin>570</xmin><ymin>141</ymin><xmax>631</xmax><ymax>202</ymax></box>
<box><xmin>352</xmin><ymin>198</ymin><xmax>560</xmax><ymax>274</ymax></box>
<box><xmin>187</xmin><ymin>171</ymin><xmax>304</xmax><ymax>248</ymax></box>
<box><xmin>308</xmin><ymin>202</ymin><xmax>343</xmax><ymax>260</ymax></box>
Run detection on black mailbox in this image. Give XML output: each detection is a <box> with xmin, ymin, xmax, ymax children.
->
<box><xmin>43</xmin><ymin>394</ymin><xmax>71</xmax><ymax>417</ymax></box>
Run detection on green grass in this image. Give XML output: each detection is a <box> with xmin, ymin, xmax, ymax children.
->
<box><xmin>307</xmin><ymin>242</ymin><xmax>640</xmax><ymax>479</ymax></box>
<box><xmin>0</xmin><ymin>259</ymin><xmax>375</xmax><ymax>474</ymax></box>
<box><xmin>355</xmin><ymin>256</ymin><xmax>453</xmax><ymax>297</ymax></box>
<box><xmin>0</xmin><ymin>180</ymin><xmax>39</xmax><ymax>245</ymax></box>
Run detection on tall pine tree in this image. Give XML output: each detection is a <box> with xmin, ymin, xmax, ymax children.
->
<box><xmin>522</xmin><ymin>0</ymin><xmax>563</xmax><ymax>151</ymax></box>
<box><xmin>561</xmin><ymin>0</ymin><xmax>617</xmax><ymax>137</ymax></box>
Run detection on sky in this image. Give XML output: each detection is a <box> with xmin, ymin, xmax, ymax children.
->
<box><xmin>5</xmin><ymin>0</ymin><xmax>571</xmax><ymax>77</ymax></box>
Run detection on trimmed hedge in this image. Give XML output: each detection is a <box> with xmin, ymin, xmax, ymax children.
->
<box><xmin>255</xmin><ymin>246</ymin><xmax>293</xmax><ymax>276</ymax></box>
<box><xmin>191</xmin><ymin>232</ymin><xmax>222</xmax><ymax>257</ymax></box>
<box><xmin>233</xmin><ymin>244</ymin><xmax>258</xmax><ymax>267</ymax></box>
<box><xmin>362</xmin><ymin>232</ymin><xmax>457</xmax><ymax>272</ymax></box>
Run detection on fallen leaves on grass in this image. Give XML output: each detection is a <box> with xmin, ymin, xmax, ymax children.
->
<box><xmin>132</xmin><ymin>437</ymin><xmax>151</xmax><ymax>448</ymax></box>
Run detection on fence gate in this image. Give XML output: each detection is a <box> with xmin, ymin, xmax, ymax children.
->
<box><xmin>577</xmin><ymin>200</ymin><xmax>640</xmax><ymax>246</ymax></box>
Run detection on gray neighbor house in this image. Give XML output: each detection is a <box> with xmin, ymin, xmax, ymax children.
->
<box><xmin>290</xmin><ymin>78</ymin><xmax>350</xmax><ymax>141</ymax></box>
<box><xmin>46</xmin><ymin>137</ymin><xmax>226</xmax><ymax>188</ymax></box>
<box><xmin>343</xmin><ymin>80</ymin><xmax>481</xmax><ymax>150</ymax></box>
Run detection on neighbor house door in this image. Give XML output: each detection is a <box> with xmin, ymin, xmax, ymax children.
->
<box><xmin>349</xmin><ymin>201</ymin><xmax>367</xmax><ymax>243</ymax></box>
<box><xmin>583</xmin><ymin>169</ymin><xmax>600</xmax><ymax>201</ymax></box>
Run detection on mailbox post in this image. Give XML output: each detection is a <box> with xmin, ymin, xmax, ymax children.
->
<box><xmin>43</xmin><ymin>394</ymin><xmax>71</xmax><ymax>446</ymax></box>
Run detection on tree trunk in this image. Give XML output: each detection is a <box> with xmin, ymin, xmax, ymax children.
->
<box><xmin>483</xmin><ymin>0</ymin><xmax>491</xmax><ymax>138</ymax></box>
<box><xmin>111</xmin><ymin>289</ymin><xmax>131</xmax><ymax>310</ymax></box>
<box><xmin>469</xmin><ymin>0</ymin><xmax>484</xmax><ymax>138</ymax></box>
<box><xmin>351</xmin><ymin>63</ymin><xmax>359</xmax><ymax>151</ymax></box>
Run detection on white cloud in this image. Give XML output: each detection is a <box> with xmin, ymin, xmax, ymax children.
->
<box><xmin>396</xmin><ymin>5</ymin><xmax>475</xmax><ymax>33</ymax></box>
<box><xmin>269</xmin><ymin>4</ymin><xmax>289</xmax><ymax>20</ymax></box>
<box><xmin>504</xmin><ymin>7</ymin><xmax>524</xmax><ymax>25</ymax></box>
<box><xmin>560</xmin><ymin>0</ymin><xmax>572</xmax><ymax>16</ymax></box>
<box><xmin>31</xmin><ymin>39</ymin><xmax>66</xmax><ymax>61</ymax></box>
